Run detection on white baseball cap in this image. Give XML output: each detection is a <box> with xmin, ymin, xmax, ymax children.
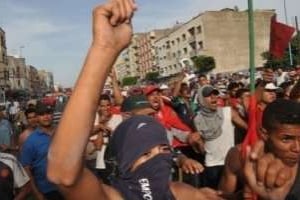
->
<box><xmin>264</xmin><ymin>83</ymin><xmax>278</xmax><ymax>90</ymax></box>
<box><xmin>159</xmin><ymin>84</ymin><xmax>169</xmax><ymax>90</ymax></box>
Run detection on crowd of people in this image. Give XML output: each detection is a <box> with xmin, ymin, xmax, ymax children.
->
<box><xmin>1</xmin><ymin>0</ymin><xmax>300</xmax><ymax>199</ymax></box>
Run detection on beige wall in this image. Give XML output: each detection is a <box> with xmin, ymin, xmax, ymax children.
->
<box><xmin>202</xmin><ymin>9</ymin><xmax>273</xmax><ymax>73</ymax></box>
<box><xmin>155</xmin><ymin>9</ymin><xmax>274</xmax><ymax>76</ymax></box>
<box><xmin>0</xmin><ymin>28</ymin><xmax>8</xmax><ymax>89</ymax></box>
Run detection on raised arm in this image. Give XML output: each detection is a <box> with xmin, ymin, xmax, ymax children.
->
<box><xmin>47</xmin><ymin>0</ymin><xmax>136</xmax><ymax>198</ymax></box>
<box><xmin>110</xmin><ymin>67</ymin><xmax>124</xmax><ymax>105</ymax></box>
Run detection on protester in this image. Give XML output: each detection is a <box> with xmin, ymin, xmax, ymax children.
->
<box><xmin>190</xmin><ymin>85</ymin><xmax>235</xmax><ymax>189</ymax></box>
<box><xmin>0</xmin><ymin>106</ymin><xmax>13</xmax><ymax>152</ymax></box>
<box><xmin>244</xmin><ymin>99</ymin><xmax>300</xmax><ymax>199</ymax></box>
<box><xmin>0</xmin><ymin>151</ymin><xmax>31</xmax><ymax>200</ymax></box>
<box><xmin>47</xmin><ymin>1</ymin><xmax>223</xmax><ymax>199</ymax></box>
<box><xmin>20</xmin><ymin>103</ymin><xmax>64</xmax><ymax>200</ymax></box>
<box><xmin>219</xmin><ymin>99</ymin><xmax>300</xmax><ymax>199</ymax></box>
<box><xmin>18</xmin><ymin>107</ymin><xmax>38</xmax><ymax>148</ymax></box>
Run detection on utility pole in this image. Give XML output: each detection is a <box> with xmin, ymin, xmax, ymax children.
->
<box><xmin>295</xmin><ymin>16</ymin><xmax>300</xmax><ymax>65</ymax></box>
<box><xmin>19</xmin><ymin>45</ymin><xmax>24</xmax><ymax>58</ymax></box>
<box><xmin>284</xmin><ymin>0</ymin><xmax>293</xmax><ymax>66</ymax></box>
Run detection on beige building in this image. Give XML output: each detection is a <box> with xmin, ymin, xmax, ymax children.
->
<box><xmin>155</xmin><ymin>9</ymin><xmax>274</xmax><ymax>77</ymax></box>
<box><xmin>134</xmin><ymin>29</ymin><xmax>173</xmax><ymax>80</ymax></box>
<box><xmin>114</xmin><ymin>50</ymin><xmax>131</xmax><ymax>81</ymax></box>
<box><xmin>38</xmin><ymin>70</ymin><xmax>54</xmax><ymax>93</ymax></box>
<box><xmin>0</xmin><ymin>28</ymin><xmax>9</xmax><ymax>89</ymax></box>
<box><xmin>7</xmin><ymin>56</ymin><xmax>30</xmax><ymax>90</ymax></box>
<box><xmin>28</xmin><ymin>65</ymin><xmax>40</xmax><ymax>94</ymax></box>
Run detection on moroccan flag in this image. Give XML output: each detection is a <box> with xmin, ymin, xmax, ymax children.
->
<box><xmin>241</xmin><ymin>94</ymin><xmax>258</xmax><ymax>159</ymax></box>
<box><xmin>269</xmin><ymin>15</ymin><xmax>295</xmax><ymax>59</ymax></box>
<box><xmin>241</xmin><ymin>94</ymin><xmax>258</xmax><ymax>200</ymax></box>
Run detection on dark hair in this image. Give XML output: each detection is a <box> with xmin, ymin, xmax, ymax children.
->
<box><xmin>25</xmin><ymin>108</ymin><xmax>36</xmax><ymax>117</ymax></box>
<box><xmin>99</xmin><ymin>94</ymin><xmax>111</xmax><ymax>102</ymax></box>
<box><xmin>290</xmin><ymin>80</ymin><xmax>300</xmax><ymax>101</ymax></box>
<box><xmin>236</xmin><ymin>88</ymin><xmax>250</xmax><ymax>99</ymax></box>
<box><xmin>263</xmin><ymin>66</ymin><xmax>274</xmax><ymax>72</ymax></box>
<box><xmin>198</xmin><ymin>74</ymin><xmax>207</xmax><ymax>79</ymax></box>
<box><xmin>279</xmin><ymin>81</ymin><xmax>293</xmax><ymax>91</ymax></box>
<box><xmin>227</xmin><ymin>82</ymin><xmax>239</xmax><ymax>91</ymax></box>
<box><xmin>262</xmin><ymin>99</ymin><xmax>300</xmax><ymax>131</ymax></box>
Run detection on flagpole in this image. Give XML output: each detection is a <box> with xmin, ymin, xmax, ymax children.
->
<box><xmin>248</xmin><ymin>0</ymin><xmax>255</xmax><ymax>93</ymax></box>
<box><xmin>284</xmin><ymin>0</ymin><xmax>293</xmax><ymax>66</ymax></box>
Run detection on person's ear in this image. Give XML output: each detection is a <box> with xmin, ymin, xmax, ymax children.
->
<box><xmin>258</xmin><ymin>127</ymin><xmax>269</xmax><ymax>141</ymax></box>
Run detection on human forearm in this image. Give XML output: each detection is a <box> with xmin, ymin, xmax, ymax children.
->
<box><xmin>24</xmin><ymin>168</ymin><xmax>44</xmax><ymax>200</ymax></box>
<box><xmin>48</xmin><ymin>45</ymin><xmax>119</xmax><ymax>185</ymax></box>
<box><xmin>111</xmin><ymin>79</ymin><xmax>124</xmax><ymax>105</ymax></box>
<box><xmin>14</xmin><ymin>183</ymin><xmax>31</xmax><ymax>200</ymax></box>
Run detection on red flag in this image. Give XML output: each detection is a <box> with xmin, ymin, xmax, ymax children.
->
<box><xmin>241</xmin><ymin>94</ymin><xmax>259</xmax><ymax>200</ymax></box>
<box><xmin>241</xmin><ymin>94</ymin><xmax>258</xmax><ymax>158</ymax></box>
<box><xmin>269</xmin><ymin>15</ymin><xmax>295</xmax><ymax>59</ymax></box>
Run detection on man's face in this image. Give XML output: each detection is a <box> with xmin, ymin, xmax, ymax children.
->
<box><xmin>262</xmin><ymin>68</ymin><xmax>275</xmax><ymax>82</ymax></box>
<box><xmin>98</xmin><ymin>99</ymin><xmax>111</xmax><ymax>118</ymax></box>
<box><xmin>180</xmin><ymin>88</ymin><xmax>191</xmax><ymax>99</ymax></box>
<box><xmin>147</xmin><ymin>91</ymin><xmax>160</xmax><ymax>111</ymax></box>
<box><xmin>37</xmin><ymin>113</ymin><xmax>53</xmax><ymax>128</ymax></box>
<box><xmin>265</xmin><ymin>124</ymin><xmax>300</xmax><ymax>167</ymax></box>
<box><xmin>27</xmin><ymin>112</ymin><xmax>38</xmax><ymax>128</ymax></box>
<box><xmin>238</xmin><ymin>91</ymin><xmax>250</xmax><ymax>110</ymax></box>
<box><xmin>199</xmin><ymin>77</ymin><xmax>208</xmax><ymax>86</ymax></box>
<box><xmin>262</xmin><ymin>90</ymin><xmax>276</xmax><ymax>104</ymax></box>
<box><xmin>130</xmin><ymin>144</ymin><xmax>171</xmax><ymax>172</ymax></box>
<box><xmin>203</xmin><ymin>93</ymin><xmax>218</xmax><ymax>111</ymax></box>
<box><xmin>229</xmin><ymin>87</ymin><xmax>239</xmax><ymax>98</ymax></box>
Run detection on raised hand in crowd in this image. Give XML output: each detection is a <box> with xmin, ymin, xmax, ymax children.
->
<box><xmin>243</xmin><ymin>140</ymin><xmax>296</xmax><ymax>200</ymax></box>
<box><xmin>187</xmin><ymin>132</ymin><xmax>205</xmax><ymax>154</ymax></box>
<box><xmin>177</xmin><ymin>154</ymin><xmax>204</xmax><ymax>175</ymax></box>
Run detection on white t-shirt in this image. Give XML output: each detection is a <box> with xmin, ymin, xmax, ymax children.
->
<box><xmin>94</xmin><ymin>114</ymin><xmax>123</xmax><ymax>169</ymax></box>
<box><xmin>204</xmin><ymin>107</ymin><xmax>235</xmax><ymax>167</ymax></box>
<box><xmin>0</xmin><ymin>152</ymin><xmax>30</xmax><ymax>188</ymax></box>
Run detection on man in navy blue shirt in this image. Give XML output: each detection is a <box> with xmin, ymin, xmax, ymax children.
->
<box><xmin>20</xmin><ymin>103</ymin><xmax>64</xmax><ymax>200</ymax></box>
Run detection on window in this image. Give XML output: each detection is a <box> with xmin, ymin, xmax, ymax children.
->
<box><xmin>197</xmin><ymin>26</ymin><xmax>202</xmax><ymax>34</ymax></box>
<box><xmin>176</xmin><ymin>37</ymin><xmax>180</xmax><ymax>43</ymax></box>
<box><xmin>183</xmin><ymin>48</ymin><xmax>188</xmax><ymax>54</ymax></box>
<box><xmin>177</xmin><ymin>50</ymin><xmax>181</xmax><ymax>57</ymax></box>
<box><xmin>198</xmin><ymin>41</ymin><xmax>204</xmax><ymax>50</ymax></box>
<box><xmin>188</xmin><ymin>27</ymin><xmax>195</xmax><ymax>36</ymax></box>
<box><xmin>182</xmin><ymin>34</ymin><xmax>186</xmax><ymax>41</ymax></box>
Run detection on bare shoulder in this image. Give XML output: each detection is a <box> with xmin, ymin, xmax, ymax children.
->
<box><xmin>225</xmin><ymin>145</ymin><xmax>242</xmax><ymax>173</ymax></box>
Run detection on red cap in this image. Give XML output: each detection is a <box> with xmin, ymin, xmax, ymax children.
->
<box><xmin>143</xmin><ymin>85</ymin><xmax>160</xmax><ymax>95</ymax></box>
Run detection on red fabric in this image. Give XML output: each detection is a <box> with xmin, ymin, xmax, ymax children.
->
<box><xmin>241</xmin><ymin>95</ymin><xmax>259</xmax><ymax>200</ymax></box>
<box><xmin>270</xmin><ymin>15</ymin><xmax>295</xmax><ymax>59</ymax></box>
<box><xmin>229</xmin><ymin>98</ymin><xmax>239</xmax><ymax>108</ymax></box>
<box><xmin>155</xmin><ymin>104</ymin><xmax>191</xmax><ymax>148</ymax></box>
<box><xmin>241</xmin><ymin>95</ymin><xmax>259</xmax><ymax>158</ymax></box>
<box><xmin>143</xmin><ymin>85</ymin><xmax>160</xmax><ymax>95</ymax></box>
<box><xmin>110</xmin><ymin>106</ymin><xmax>121</xmax><ymax>114</ymax></box>
<box><xmin>217</xmin><ymin>97</ymin><xmax>225</xmax><ymax>107</ymax></box>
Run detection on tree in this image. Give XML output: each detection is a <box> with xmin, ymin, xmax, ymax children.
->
<box><xmin>262</xmin><ymin>32</ymin><xmax>300</xmax><ymax>69</ymax></box>
<box><xmin>145</xmin><ymin>71</ymin><xmax>159</xmax><ymax>82</ymax></box>
<box><xmin>191</xmin><ymin>55</ymin><xmax>216</xmax><ymax>73</ymax></box>
<box><xmin>122</xmin><ymin>76</ymin><xmax>138</xmax><ymax>86</ymax></box>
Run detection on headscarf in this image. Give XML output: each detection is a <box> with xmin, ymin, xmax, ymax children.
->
<box><xmin>109</xmin><ymin>115</ymin><xmax>175</xmax><ymax>200</ymax></box>
<box><xmin>195</xmin><ymin>85</ymin><xmax>224</xmax><ymax>141</ymax></box>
